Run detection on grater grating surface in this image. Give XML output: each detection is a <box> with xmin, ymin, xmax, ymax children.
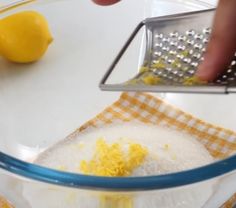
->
<box><xmin>100</xmin><ymin>9</ymin><xmax>236</xmax><ymax>94</ymax></box>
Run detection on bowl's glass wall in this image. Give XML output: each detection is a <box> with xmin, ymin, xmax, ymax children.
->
<box><xmin>2</xmin><ymin>169</ymin><xmax>236</xmax><ymax>208</ymax></box>
<box><xmin>1</xmin><ymin>0</ymin><xmax>236</xmax><ymax>208</ymax></box>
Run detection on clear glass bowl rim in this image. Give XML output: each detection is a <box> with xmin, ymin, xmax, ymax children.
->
<box><xmin>1</xmin><ymin>151</ymin><xmax>236</xmax><ymax>191</ymax></box>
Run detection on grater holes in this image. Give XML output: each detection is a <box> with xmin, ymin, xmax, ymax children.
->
<box><xmin>203</xmin><ymin>27</ymin><xmax>211</xmax><ymax>35</ymax></box>
<box><xmin>162</xmin><ymin>72</ymin><xmax>168</xmax><ymax>78</ymax></box>
<box><xmin>190</xmin><ymin>62</ymin><xmax>199</xmax><ymax>68</ymax></box>
<box><xmin>231</xmin><ymin>60</ymin><xmax>236</xmax><ymax>66</ymax></box>
<box><xmin>155</xmin><ymin>70</ymin><xmax>163</xmax><ymax>76</ymax></box>
<box><xmin>194</xmin><ymin>43</ymin><xmax>203</xmax><ymax>50</ymax></box>
<box><xmin>186</xmin><ymin>29</ymin><xmax>195</xmax><ymax>37</ymax></box>
<box><xmin>162</xmin><ymin>46</ymin><xmax>170</xmax><ymax>52</ymax></box>
<box><xmin>176</xmin><ymin>54</ymin><xmax>185</xmax><ymax>60</ymax></box>
<box><xmin>222</xmin><ymin>75</ymin><xmax>228</xmax><ymax>80</ymax></box>
<box><xmin>167</xmin><ymin>59</ymin><xmax>174</xmax><ymax>64</ymax></box>
<box><xmin>194</xmin><ymin>34</ymin><xmax>203</xmax><ymax>40</ymax></box>
<box><xmin>203</xmin><ymin>38</ymin><xmax>209</xmax><ymax>44</ymax></box>
<box><xmin>186</xmin><ymin>39</ymin><xmax>195</xmax><ymax>46</ymax></box>
<box><xmin>178</xmin><ymin>35</ymin><xmax>187</xmax><ymax>42</ymax></box>
<box><xmin>162</xmin><ymin>37</ymin><xmax>170</xmax><ymax>43</ymax></box>
<box><xmin>170</xmin><ymin>41</ymin><xmax>178</xmax><ymax>47</ymax></box>
<box><xmin>183</xmin><ymin>58</ymin><xmax>191</xmax><ymax>64</ymax></box>
<box><xmin>171</xmin><ymin>69</ymin><xmax>179</xmax><ymax>75</ymax></box>
<box><xmin>227</xmin><ymin>69</ymin><xmax>232</xmax><ymax>73</ymax></box>
<box><xmin>169</xmin><ymin>50</ymin><xmax>177</xmax><ymax>55</ymax></box>
<box><xmin>188</xmin><ymin>49</ymin><xmax>194</xmax><ymax>55</ymax></box>
<box><xmin>168</xmin><ymin>75</ymin><xmax>174</xmax><ymax>80</ymax></box>
<box><xmin>178</xmin><ymin>72</ymin><xmax>185</xmax><ymax>77</ymax></box>
<box><xmin>149</xmin><ymin>28</ymin><xmax>217</xmax><ymax>87</ymax></box>
<box><xmin>170</xmin><ymin>31</ymin><xmax>179</xmax><ymax>38</ymax></box>
<box><xmin>161</xmin><ymin>55</ymin><xmax>168</xmax><ymax>61</ymax></box>
<box><xmin>154</xmin><ymin>51</ymin><xmax>162</xmax><ymax>57</ymax></box>
<box><xmin>155</xmin><ymin>42</ymin><xmax>163</xmax><ymax>48</ymax></box>
<box><xmin>155</xmin><ymin>33</ymin><xmax>164</xmax><ymax>39</ymax></box>
<box><xmin>192</xmin><ymin>53</ymin><xmax>201</xmax><ymax>59</ymax></box>
<box><xmin>177</xmin><ymin>45</ymin><xmax>186</xmax><ymax>51</ymax></box>
<box><xmin>166</xmin><ymin>67</ymin><xmax>173</xmax><ymax>73</ymax></box>
<box><xmin>182</xmin><ymin>66</ymin><xmax>190</xmax><ymax>72</ymax></box>
<box><xmin>188</xmin><ymin>69</ymin><xmax>195</xmax><ymax>75</ymax></box>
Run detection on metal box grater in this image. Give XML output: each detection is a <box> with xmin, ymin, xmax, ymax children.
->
<box><xmin>100</xmin><ymin>9</ymin><xmax>236</xmax><ymax>94</ymax></box>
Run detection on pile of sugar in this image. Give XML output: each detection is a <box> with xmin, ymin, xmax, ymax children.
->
<box><xmin>35</xmin><ymin>122</ymin><xmax>214</xmax><ymax>176</ymax></box>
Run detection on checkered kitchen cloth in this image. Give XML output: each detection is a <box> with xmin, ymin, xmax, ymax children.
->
<box><xmin>78</xmin><ymin>92</ymin><xmax>236</xmax><ymax>207</ymax></box>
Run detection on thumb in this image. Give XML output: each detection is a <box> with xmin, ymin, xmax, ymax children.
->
<box><xmin>196</xmin><ymin>0</ymin><xmax>236</xmax><ymax>81</ymax></box>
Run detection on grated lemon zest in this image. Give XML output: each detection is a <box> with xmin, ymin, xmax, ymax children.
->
<box><xmin>164</xmin><ymin>144</ymin><xmax>170</xmax><ymax>150</ymax></box>
<box><xmin>80</xmin><ymin>139</ymin><xmax>148</xmax><ymax>177</ymax></box>
<box><xmin>100</xmin><ymin>194</ymin><xmax>133</xmax><ymax>208</ymax></box>
<box><xmin>142</xmin><ymin>75</ymin><xmax>161</xmax><ymax>85</ymax></box>
<box><xmin>139</xmin><ymin>66</ymin><xmax>149</xmax><ymax>73</ymax></box>
<box><xmin>183</xmin><ymin>76</ymin><xmax>207</xmax><ymax>86</ymax></box>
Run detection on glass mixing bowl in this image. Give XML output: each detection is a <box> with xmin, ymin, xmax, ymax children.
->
<box><xmin>0</xmin><ymin>0</ymin><xmax>236</xmax><ymax>208</ymax></box>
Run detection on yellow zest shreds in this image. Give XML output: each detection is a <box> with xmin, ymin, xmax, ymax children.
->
<box><xmin>139</xmin><ymin>66</ymin><xmax>149</xmax><ymax>73</ymax></box>
<box><xmin>126</xmin><ymin>79</ymin><xmax>138</xmax><ymax>85</ymax></box>
<box><xmin>183</xmin><ymin>76</ymin><xmax>207</xmax><ymax>86</ymax></box>
<box><xmin>100</xmin><ymin>194</ymin><xmax>133</xmax><ymax>208</ymax></box>
<box><xmin>151</xmin><ymin>60</ymin><xmax>166</xmax><ymax>69</ymax></box>
<box><xmin>142</xmin><ymin>74</ymin><xmax>162</xmax><ymax>85</ymax></box>
<box><xmin>180</xmin><ymin>50</ymin><xmax>190</xmax><ymax>57</ymax></box>
<box><xmin>171</xmin><ymin>154</ymin><xmax>177</xmax><ymax>160</ymax></box>
<box><xmin>127</xmin><ymin>144</ymin><xmax>148</xmax><ymax>170</ymax></box>
<box><xmin>171</xmin><ymin>60</ymin><xmax>181</xmax><ymax>68</ymax></box>
<box><xmin>80</xmin><ymin>139</ymin><xmax>148</xmax><ymax>177</ymax></box>
<box><xmin>164</xmin><ymin>144</ymin><xmax>170</xmax><ymax>150</ymax></box>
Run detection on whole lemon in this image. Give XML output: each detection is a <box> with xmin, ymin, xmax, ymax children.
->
<box><xmin>0</xmin><ymin>11</ymin><xmax>53</xmax><ymax>63</ymax></box>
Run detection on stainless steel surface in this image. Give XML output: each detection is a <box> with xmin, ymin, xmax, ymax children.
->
<box><xmin>100</xmin><ymin>9</ymin><xmax>236</xmax><ymax>94</ymax></box>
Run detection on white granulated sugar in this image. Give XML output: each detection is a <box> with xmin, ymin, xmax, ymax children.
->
<box><xmin>35</xmin><ymin>122</ymin><xmax>214</xmax><ymax>176</ymax></box>
<box><xmin>24</xmin><ymin>122</ymin><xmax>215</xmax><ymax>208</ymax></box>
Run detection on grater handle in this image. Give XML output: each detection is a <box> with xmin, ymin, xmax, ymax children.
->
<box><xmin>100</xmin><ymin>21</ymin><xmax>144</xmax><ymax>88</ymax></box>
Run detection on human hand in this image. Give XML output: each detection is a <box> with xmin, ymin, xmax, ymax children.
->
<box><xmin>92</xmin><ymin>0</ymin><xmax>236</xmax><ymax>82</ymax></box>
<box><xmin>196</xmin><ymin>0</ymin><xmax>236</xmax><ymax>81</ymax></box>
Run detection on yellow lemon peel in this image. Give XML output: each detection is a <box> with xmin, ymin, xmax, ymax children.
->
<box><xmin>139</xmin><ymin>66</ymin><xmax>149</xmax><ymax>73</ymax></box>
<box><xmin>183</xmin><ymin>76</ymin><xmax>207</xmax><ymax>86</ymax></box>
<box><xmin>142</xmin><ymin>74</ymin><xmax>161</xmax><ymax>85</ymax></box>
<box><xmin>151</xmin><ymin>60</ymin><xmax>166</xmax><ymax>69</ymax></box>
<box><xmin>100</xmin><ymin>194</ymin><xmax>133</xmax><ymax>208</ymax></box>
<box><xmin>0</xmin><ymin>11</ymin><xmax>53</xmax><ymax>63</ymax></box>
<box><xmin>80</xmin><ymin>138</ymin><xmax>148</xmax><ymax>177</ymax></box>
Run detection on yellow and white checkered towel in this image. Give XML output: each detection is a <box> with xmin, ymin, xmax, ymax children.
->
<box><xmin>77</xmin><ymin>92</ymin><xmax>236</xmax><ymax>207</ymax></box>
